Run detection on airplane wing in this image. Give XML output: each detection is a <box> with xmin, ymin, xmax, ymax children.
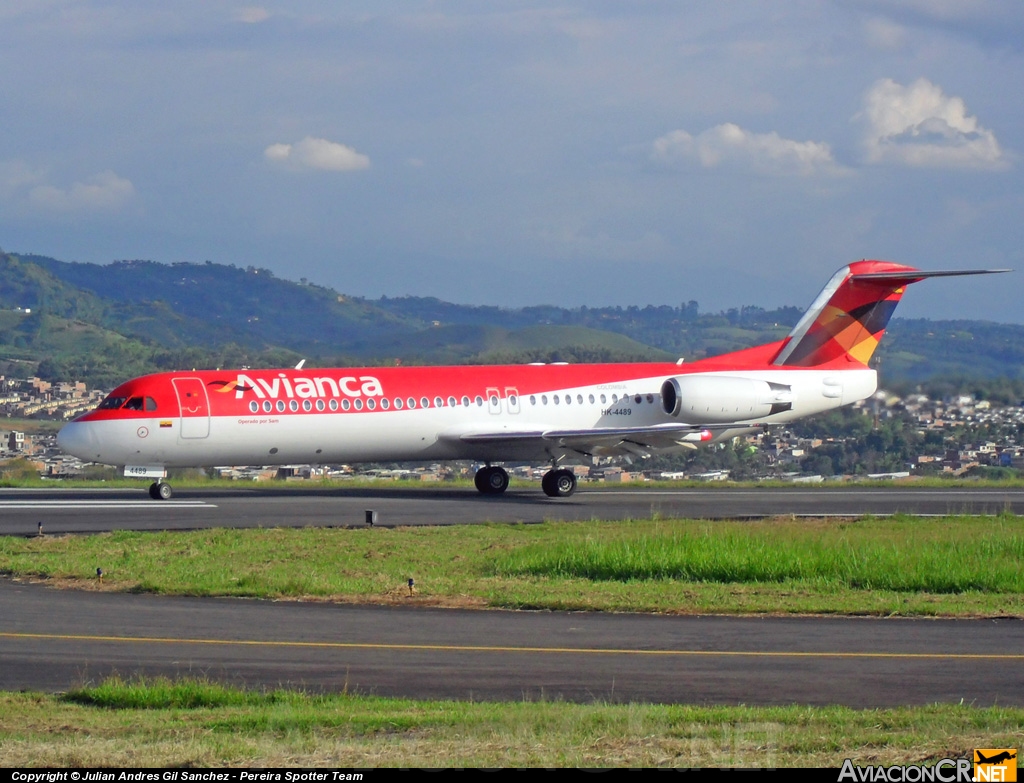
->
<box><xmin>441</xmin><ymin>422</ymin><xmax>759</xmax><ymax>458</ymax></box>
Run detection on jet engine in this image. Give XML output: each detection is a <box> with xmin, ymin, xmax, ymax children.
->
<box><xmin>661</xmin><ymin>375</ymin><xmax>793</xmax><ymax>423</ymax></box>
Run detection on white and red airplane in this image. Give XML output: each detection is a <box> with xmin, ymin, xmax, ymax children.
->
<box><xmin>56</xmin><ymin>260</ymin><xmax>1005</xmax><ymax>499</ymax></box>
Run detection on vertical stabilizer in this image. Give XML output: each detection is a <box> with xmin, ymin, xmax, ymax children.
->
<box><xmin>773</xmin><ymin>260</ymin><xmax>1007</xmax><ymax>367</ymax></box>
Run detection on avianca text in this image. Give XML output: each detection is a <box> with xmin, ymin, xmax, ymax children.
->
<box><xmin>234</xmin><ymin>373</ymin><xmax>383</xmax><ymax>400</ymax></box>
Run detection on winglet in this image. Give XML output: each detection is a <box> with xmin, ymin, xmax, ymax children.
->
<box><xmin>772</xmin><ymin>261</ymin><xmax>1010</xmax><ymax>368</ymax></box>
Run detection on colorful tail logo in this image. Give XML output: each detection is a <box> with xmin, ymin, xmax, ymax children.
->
<box><xmin>773</xmin><ymin>261</ymin><xmax>910</xmax><ymax>367</ymax></box>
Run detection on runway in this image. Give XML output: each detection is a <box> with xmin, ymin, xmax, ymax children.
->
<box><xmin>1</xmin><ymin>485</ymin><xmax>1022</xmax><ymax>536</ymax></box>
<box><xmin>1</xmin><ymin>579</ymin><xmax>1021</xmax><ymax>707</ymax></box>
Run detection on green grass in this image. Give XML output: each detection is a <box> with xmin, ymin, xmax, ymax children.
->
<box><xmin>0</xmin><ymin>677</ymin><xmax>1019</xmax><ymax>766</ymax></box>
<box><xmin>3</xmin><ymin>515</ymin><xmax>1024</xmax><ymax>616</ymax></box>
<box><xmin>65</xmin><ymin>676</ymin><xmax>281</xmax><ymax>710</ymax></box>
<box><xmin>494</xmin><ymin>520</ymin><xmax>1024</xmax><ymax>593</ymax></box>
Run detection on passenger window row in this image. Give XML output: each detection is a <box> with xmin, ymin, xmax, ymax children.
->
<box><xmin>243</xmin><ymin>392</ymin><xmax>658</xmax><ymax>414</ymax></box>
<box><xmin>247</xmin><ymin>395</ymin><xmax>489</xmax><ymax>414</ymax></box>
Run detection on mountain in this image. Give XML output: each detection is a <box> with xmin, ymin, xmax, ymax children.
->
<box><xmin>21</xmin><ymin>254</ymin><xmax>416</xmax><ymax>353</ymax></box>
<box><xmin>0</xmin><ymin>249</ymin><xmax>1021</xmax><ymax>388</ymax></box>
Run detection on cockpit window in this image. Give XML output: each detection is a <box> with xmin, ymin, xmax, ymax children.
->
<box><xmin>95</xmin><ymin>395</ymin><xmax>158</xmax><ymax>412</ymax></box>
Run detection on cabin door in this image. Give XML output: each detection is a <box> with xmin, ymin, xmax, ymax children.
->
<box><xmin>172</xmin><ymin>377</ymin><xmax>211</xmax><ymax>439</ymax></box>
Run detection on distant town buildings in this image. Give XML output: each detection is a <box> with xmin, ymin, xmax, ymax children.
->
<box><xmin>0</xmin><ymin>376</ymin><xmax>104</xmax><ymax>420</ymax></box>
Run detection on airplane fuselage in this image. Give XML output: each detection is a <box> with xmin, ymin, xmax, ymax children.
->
<box><xmin>57</xmin><ymin>356</ymin><xmax>876</xmax><ymax>469</ymax></box>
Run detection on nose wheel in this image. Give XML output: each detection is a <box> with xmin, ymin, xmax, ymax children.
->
<box><xmin>148</xmin><ymin>481</ymin><xmax>173</xmax><ymax>500</ymax></box>
<box><xmin>542</xmin><ymin>468</ymin><xmax>576</xmax><ymax>497</ymax></box>
<box><xmin>474</xmin><ymin>466</ymin><xmax>509</xmax><ymax>495</ymax></box>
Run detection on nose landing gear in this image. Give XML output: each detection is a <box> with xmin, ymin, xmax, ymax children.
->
<box><xmin>148</xmin><ymin>481</ymin><xmax>173</xmax><ymax>500</ymax></box>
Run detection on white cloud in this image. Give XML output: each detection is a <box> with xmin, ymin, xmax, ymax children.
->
<box><xmin>651</xmin><ymin>123</ymin><xmax>843</xmax><ymax>176</ymax></box>
<box><xmin>264</xmin><ymin>137</ymin><xmax>371</xmax><ymax>172</ymax></box>
<box><xmin>0</xmin><ymin>159</ymin><xmax>44</xmax><ymax>199</ymax></box>
<box><xmin>234</xmin><ymin>7</ymin><xmax>270</xmax><ymax>24</ymax></box>
<box><xmin>863</xmin><ymin>16</ymin><xmax>906</xmax><ymax>50</ymax></box>
<box><xmin>28</xmin><ymin>170</ymin><xmax>135</xmax><ymax>212</ymax></box>
<box><xmin>860</xmin><ymin>78</ymin><xmax>1008</xmax><ymax>169</ymax></box>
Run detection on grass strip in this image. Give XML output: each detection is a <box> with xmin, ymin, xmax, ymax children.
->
<box><xmin>2</xmin><ymin>514</ymin><xmax>1023</xmax><ymax>616</ymax></box>
<box><xmin>0</xmin><ymin>677</ymin><xmax>1020</xmax><ymax>767</ymax></box>
<box><xmin>492</xmin><ymin>520</ymin><xmax>1024</xmax><ymax>592</ymax></box>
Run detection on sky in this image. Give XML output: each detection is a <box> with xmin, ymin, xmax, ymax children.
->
<box><xmin>1</xmin><ymin>1</ymin><xmax>1022</xmax><ymax>321</ymax></box>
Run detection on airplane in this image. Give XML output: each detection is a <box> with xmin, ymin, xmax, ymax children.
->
<box><xmin>56</xmin><ymin>260</ymin><xmax>1007</xmax><ymax>500</ymax></box>
<box><xmin>976</xmin><ymin>751</ymin><xmax>1016</xmax><ymax>765</ymax></box>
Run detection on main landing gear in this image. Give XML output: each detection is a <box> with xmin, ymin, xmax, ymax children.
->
<box><xmin>541</xmin><ymin>468</ymin><xmax>577</xmax><ymax>498</ymax></box>
<box><xmin>148</xmin><ymin>481</ymin><xmax>173</xmax><ymax>500</ymax></box>
<box><xmin>472</xmin><ymin>465</ymin><xmax>578</xmax><ymax>498</ymax></box>
<box><xmin>474</xmin><ymin>465</ymin><xmax>510</xmax><ymax>495</ymax></box>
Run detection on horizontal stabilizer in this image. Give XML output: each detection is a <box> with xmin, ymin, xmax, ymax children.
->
<box><xmin>852</xmin><ymin>269</ymin><xmax>1011</xmax><ymax>281</ymax></box>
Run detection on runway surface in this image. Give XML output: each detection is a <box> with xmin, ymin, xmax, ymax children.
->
<box><xmin>1</xmin><ymin>485</ymin><xmax>1022</xmax><ymax>535</ymax></box>
<box><xmin>1</xmin><ymin>579</ymin><xmax>1021</xmax><ymax>707</ymax></box>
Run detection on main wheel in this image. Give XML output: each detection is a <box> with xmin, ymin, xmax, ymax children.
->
<box><xmin>474</xmin><ymin>466</ymin><xmax>509</xmax><ymax>495</ymax></box>
<box><xmin>542</xmin><ymin>468</ymin><xmax>576</xmax><ymax>498</ymax></box>
<box><xmin>487</xmin><ymin>467</ymin><xmax>509</xmax><ymax>494</ymax></box>
<box><xmin>153</xmin><ymin>481</ymin><xmax>173</xmax><ymax>500</ymax></box>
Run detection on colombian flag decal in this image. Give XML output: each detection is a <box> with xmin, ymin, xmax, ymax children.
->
<box><xmin>159</xmin><ymin>421</ymin><xmax>173</xmax><ymax>428</ymax></box>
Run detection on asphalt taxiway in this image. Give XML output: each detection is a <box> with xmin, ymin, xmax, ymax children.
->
<box><xmin>2</xmin><ymin>579</ymin><xmax>1021</xmax><ymax>707</ymax></box>
<box><xmin>1</xmin><ymin>485</ymin><xmax>1022</xmax><ymax>535</ymax></box>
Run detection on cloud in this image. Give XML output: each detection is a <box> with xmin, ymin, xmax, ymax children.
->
<box><xmin>0</xmin><ymin>159</ymin><xmax>44</xmax><ymax>199</ymax></box>
<box><xmin>863</xmin><ymin>16</ymin><xmax>906</xmax><ymax>49</ymax></box>
<box><xmin>27</xmin><ymin>170</ymin><xmax>135</xmax><ymax>212</ymax></box>
<box><xmin>860</xmin><ymin>78</ymin><xmax>1008</xmax><ymax>169</ymax></box>
<box><xmin>264</xmin><ymin>137</ymin><xmax>371</xmax><ymax>172</ymax></box>
<box><xmin>651</xmin><ymin>123</ymin><xmax>843</xmax><ymax>176</ymax></box>
<box><xmin>233</xmin><ymin>7</ymin><xmax>270</xmax><ymax>24</ymax></box>
<box><xmin>847</xmin><ymin>0</ymin><xmax>1024</xmax><ymax>51</ymax></box>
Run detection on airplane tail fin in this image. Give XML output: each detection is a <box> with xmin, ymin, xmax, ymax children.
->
<box><xmin>772</xmin><ymin>260</ymin><xmax>1009</xmax><ymax>368</ymax></box>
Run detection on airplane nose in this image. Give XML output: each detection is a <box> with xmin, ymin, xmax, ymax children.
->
<box><xmin>57</xmin><ymin>421</ymin><xmax>100</xmax><ymax>461</ymax></box>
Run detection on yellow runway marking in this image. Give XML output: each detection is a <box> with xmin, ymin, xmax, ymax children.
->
<box><xmin>1</xmin><ymin>631</ymin><xmax>1021</xmax><ymax>660</ymax></box>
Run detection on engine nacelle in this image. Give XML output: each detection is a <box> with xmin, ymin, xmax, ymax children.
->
<box><xmin>661</xmin><ymin>375</ymin><xmax>793</xmax><ymax>423</ymax></box>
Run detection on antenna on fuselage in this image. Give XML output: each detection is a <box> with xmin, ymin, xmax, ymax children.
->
<box><xmin>295</xmin><ymin>359</ymin><xmax>306</xmax><ymax>370</ymax></box>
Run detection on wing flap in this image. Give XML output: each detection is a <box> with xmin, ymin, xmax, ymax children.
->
<box><xmin>442</xmin><ymin>422</ymin><xmax>750</xmax><ymax>457</ymax></box>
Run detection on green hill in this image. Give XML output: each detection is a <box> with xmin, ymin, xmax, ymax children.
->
<box><xmin>22</xmin><ymin>255</ymin><xmax>418</xmax><ymax>353</ymax></box>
